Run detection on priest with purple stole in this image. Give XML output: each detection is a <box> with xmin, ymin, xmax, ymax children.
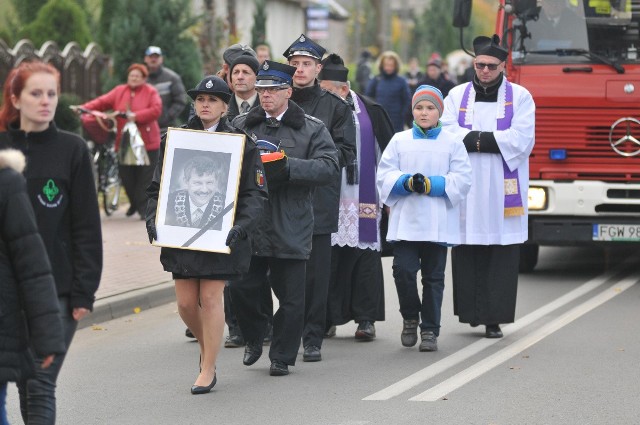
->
<box><xmin>441</xmin><ymin>34</ymin><xmax>535</xmax><ymax>339</ymax></box>
<box><xmin>318</xmin><ymin>54</ymin><xmax>394</xmax><ymax>342</ymax></box>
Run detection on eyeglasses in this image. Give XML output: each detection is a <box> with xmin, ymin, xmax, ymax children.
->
<box><xmin>474</xmin><ymin>62</ymin><xmax>502</xmax><ymax>71</ymax></box>
<box><xmin>256</xmin><ymin>86</ymin><xmax>288</xmax><ymax>94</ymax></box>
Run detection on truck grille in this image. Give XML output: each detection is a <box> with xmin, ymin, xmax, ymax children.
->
<box><xmin>532</xmin><ymin>109</ymin><xmax>640</xmax><ymax>181</ymax></box>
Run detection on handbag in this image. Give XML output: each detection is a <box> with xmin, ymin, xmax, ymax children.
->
<box><xmin>119</xmin><ymin>121</ymin><xmax>150</xmax><ymax>166</ymax></box>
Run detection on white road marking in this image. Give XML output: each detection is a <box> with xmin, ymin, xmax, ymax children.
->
<box><xmin>410</xmin><ymin>275</ymin><xmax>638</xmax><ymax>401</ymax></box>
<box><xmin>363</xmin><ymin>254</ymin><xmax>639</xmax><ymax>401</ymax></box>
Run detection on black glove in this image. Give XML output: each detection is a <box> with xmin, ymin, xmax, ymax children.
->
<box><xmin>404</xmin><ymin>173</ymin><xmax>427</xmax><ymax>194</ymax></box>
<box><xmin>225</xmin><ymin>225</ymin><xmax>247</xmax><ymax>247</ymax></box>
<box><xmin>261</xmin><ymin>151</ymin><xmax>289</xmax><ymax>184</ymax></box>
<box><xmin>463</xmin><ymin>131</ymin><xmax>480</xmax><ymax>152</ymax></box>
<box><xmin>146</xmin><ymin>222</ymin><xmax>157</xmax><ymax>244</ymax></box>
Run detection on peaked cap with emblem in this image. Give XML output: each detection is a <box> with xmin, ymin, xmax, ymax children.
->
<box><xmin>187</xmin><ymin>75</ymin><xmax>232</xmax><ymax>103</ymax></box>
<box><xmin>318</xmin><ymin>53</ymin><xmax>349</xmax><ymax>83</ymax></box>
<box><xmin>473</xmin><ymin>34</ymin><xmax>508</xmax><ymax>61</ymax></box>
<box><xmin>283</xmin><ymin>34</ymin><xmax>326</xmax><ymax>61</ymax></box>
<box><xmin>255</xmin><ymin>60</ymin><xmax>296</xmax><ymax>87</ymax></box>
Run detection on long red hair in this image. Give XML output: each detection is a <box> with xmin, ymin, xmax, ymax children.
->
<box><xmin>0</xmin><ymin>61</ymin><xmax>61</xmax><ymax>131</ymax></box>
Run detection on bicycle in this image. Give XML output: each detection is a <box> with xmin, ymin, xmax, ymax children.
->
<box><xmin>71</xmin><ymin>106</ymin><xmax>123</xmax><ymax>216</ymax></box>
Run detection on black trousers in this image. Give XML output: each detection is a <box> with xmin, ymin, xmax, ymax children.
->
<box><xmin>303</xmin><ymin>234</ymin><xmax>331</xmax><ymax>348</ymax></box>
<box><xmin>230</xmin><ymin>256</ymin><xmax>306</xmax><ymax>366</ymax></box>
<box><xmin>119</xmin><ymin>149</ymin><xmax>158</xmax><ymax>216</ymax></box>
<box><xmin>224</xmin><ymin>281</ymin><xmax>273</xmax><ymax>335</ymax></box>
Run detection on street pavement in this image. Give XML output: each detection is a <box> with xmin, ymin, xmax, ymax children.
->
<box><xmin>78</xmin><ymin>206</ymin><xmax>175</xmax><ymax>329</ymax></box>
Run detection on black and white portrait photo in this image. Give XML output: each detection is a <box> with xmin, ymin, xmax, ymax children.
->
<box><xmin>153</xmin><ymin>128</ymin><xmax>246</xmax><ymax>253</ymax></box>
<box><xmin>164</xmin><ymin>150</ymin><xmax>231</xmax><ymax>230</ymax></box>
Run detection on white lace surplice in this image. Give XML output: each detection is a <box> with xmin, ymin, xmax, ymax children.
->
<box><xmin>331</xmin><ymin>92</ymin><xmax>382</xmax><ymax>251</ymax></box>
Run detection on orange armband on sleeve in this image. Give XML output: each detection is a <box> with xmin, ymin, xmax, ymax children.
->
<box><xmin>261</xmin><ymin>151</ymin><xmax>286</xmax><ymax>163</ymax></box>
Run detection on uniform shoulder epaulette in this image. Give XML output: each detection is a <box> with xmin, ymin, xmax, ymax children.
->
<box><xmin>322</xmin><ymin>89</ymin><xmax>349</xmax><ymax>105</ymax></box>
<box><xmin>304</xmin><ymin>114</ymin><xmax>324</xmax><ymax>125</ymax></box>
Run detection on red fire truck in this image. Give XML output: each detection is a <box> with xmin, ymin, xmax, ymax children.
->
<box><xmin>453</xmin><ymin>0</ymin><xmax>640</xmax><ymax>271</ymax></box>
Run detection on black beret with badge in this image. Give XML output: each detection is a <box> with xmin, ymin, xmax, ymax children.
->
<box><xmin>223</xmin><ymin>43</ymin><xmax>257</xmax><ymax>65</ymax></box>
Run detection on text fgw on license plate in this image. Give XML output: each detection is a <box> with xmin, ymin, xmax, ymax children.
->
<box><xmin>592</xmin><ymin>224</ymin><xmax>640</xmax><ymax>241</ymax></box>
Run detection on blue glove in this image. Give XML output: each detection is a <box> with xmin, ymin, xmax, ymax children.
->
<box><xmin>427</xmin><ymin>176</ymin><xmax>446</xmax><ymax>197</ymax></box>
<box><xmin>392</xmin><ymin>174</ymin><xmax>412</xmax><ymax>196</ymax></box>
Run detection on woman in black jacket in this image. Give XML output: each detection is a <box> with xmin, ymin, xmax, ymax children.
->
<box><xmin>146</xmin><ymin>76</ymin><xmax>267</xmax><ymax>394</ymax></box>
<box><xmin>0</xmin><ymin>149</ymin><xmax>65</xmax><ymax>424</ymax></box>
<box><xmin>0</xmin><ymin>61</ymin><xmax>102</xmax><ymax>423</ymax></box>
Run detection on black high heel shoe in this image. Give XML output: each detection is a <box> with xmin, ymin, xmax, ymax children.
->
<box><xmin>190</xmin><ymin>374</ymin><xmax>217</xmax><ymax>395</ymax></box>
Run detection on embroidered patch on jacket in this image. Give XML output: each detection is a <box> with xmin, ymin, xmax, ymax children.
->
<box><xmin>504</xmin><ymin>178</ymin><xmax>519</xmax><ymax>195</ymax></box>
<box><xmin>255</xmin><ymin>167</ymin><xmax>265</xmax><ymax>188</ymax></box>
<box><xmin>37</xmin><ymin>179</ymin><xmax>63</xmax><ymax>208</ymax></box>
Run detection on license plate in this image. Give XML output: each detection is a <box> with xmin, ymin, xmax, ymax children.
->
<box><xmin>592</xmin><ymin>224</ymin><xmax>640</xmax><ymax>241</ymax></box>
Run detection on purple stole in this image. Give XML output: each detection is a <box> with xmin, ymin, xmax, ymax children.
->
<box><xmin>355</xmin><ymin>95</ymin><xmax>378</xmax><ymax>242</ymax></box>
<box><xmin>457</xmin><ymin>81</ymin><xmax>525</xmax><ymax>217</ymax></box>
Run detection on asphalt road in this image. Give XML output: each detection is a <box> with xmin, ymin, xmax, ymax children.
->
<box><xmin>5</xmin><ymin>245</ymin><xmax>640</xmax><ymax>424</ymax></box>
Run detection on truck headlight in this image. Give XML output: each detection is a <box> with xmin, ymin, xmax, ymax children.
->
<box><xmin>528</xmin><ymin>187</ymin><xmax>547</xmax><ymax>210</ymax></box>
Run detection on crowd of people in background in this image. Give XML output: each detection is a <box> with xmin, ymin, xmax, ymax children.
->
<box><xmin>0</xmin><ymin>29</ymin><xmax>534</xmax><ymax>417</ymax></box>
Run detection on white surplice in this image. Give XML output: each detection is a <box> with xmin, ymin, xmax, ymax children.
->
<box><xmin>441</xmin><ymin>78</ymin><xmax>535</xmax><ymax>245</ymax></box>
<box><xmin>377</xmin><ymin>127</ymin><xmax>472</xmax><ymax>245</ymax></box>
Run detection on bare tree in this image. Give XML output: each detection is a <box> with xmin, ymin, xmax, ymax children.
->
<box><xmin>200</xmin><ymin>0</ymin><xmax>218</xmax><ymax>74</ymax></box>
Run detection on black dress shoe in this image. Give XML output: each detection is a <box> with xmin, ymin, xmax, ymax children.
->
<box><xmin>302</xmin><ymin>345</ymin><xmax>321</xmax><ymax>362</ymax></box>
<box><xmin>355</xmin><ymin>321</ymin><xmax>376</xmax><ymax>341</ymax></box>
<box><xmin>485</xmin><ymin>324</ymin><xmax>503</xmax><ymax>338</ymax></box>
<box><xmin>242</xmin><ymin>341</ymin><xmax>263</xmax><ymax>365</ymax></box>
<box><xmin>125</xmin><ymin>205</ymin><xmax>136</xmax><ymax>217</ymax></box>
<box><xmin>224</xmin><ymin>333</ymin><xmax>245</xmax><ymax>348</ymax></box>
<box><xmin>185</xmin><ymin>328</ymin><xmax>197</xmax><ymax>339</ymax></box>
<box><xmin>190</xmin><ymin>374</ymin><xmax>217</xmax><ymax>395</ymax></box>
<box><xmin>269</xmin><ymin>360</ymin><xmax>289</xmax><ymax>376</ymax></box>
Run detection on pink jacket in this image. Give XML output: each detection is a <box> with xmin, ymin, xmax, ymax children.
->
<box><xmin>82</xmin><ymin>83</ymin><xmax>162</xmax><ymax>152</ymax></box>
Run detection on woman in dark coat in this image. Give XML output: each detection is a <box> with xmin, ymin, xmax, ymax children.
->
<box><xmin>0</xmin><ymin>149</ymin><xmax>65</xmax><ymax>423</ymax></box>
<box><xmin>366</xmin><ymin>51</ymin><xmax>412</xmax><ymax>133</ymax></box>
<box><xmin>146</xmin><ymin>76</ymin><xmax>267</xmax><ymax>394</ymax></box>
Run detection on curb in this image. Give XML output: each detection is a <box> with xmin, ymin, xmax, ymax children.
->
<box><xmin>79</xmin><ymin>281</ymin><xmax>175</xmax><ymax>329</ymax></box>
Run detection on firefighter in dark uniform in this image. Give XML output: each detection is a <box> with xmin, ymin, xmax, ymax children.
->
<box><xmin>283</xmin><ymin>34</ymin><xmax>357</xmax><ymax>362</ymax></box>
<box><xmin>230</xmin><ymin>61</ymin><xmax>339</xmax><ymax>376</ymax></box>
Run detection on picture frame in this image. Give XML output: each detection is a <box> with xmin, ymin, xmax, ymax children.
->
<box><xmin>153</xmin><ymin>128</ymin><xmax>245</xmax><ymax>253</ymax></box>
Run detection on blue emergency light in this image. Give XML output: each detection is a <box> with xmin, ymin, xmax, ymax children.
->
<box><xmin>549</xmin><ymin>149</ymin><xmax>567</xmax><ymax>160</ymax></box>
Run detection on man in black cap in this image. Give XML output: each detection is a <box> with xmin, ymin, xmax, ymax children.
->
<box><xmin>226</xmin><ymin>54</ymin><xmax>260</xmax><ymax>121</ymax></box>
<box><xmin>318</xmin><ymin>53</ymin><xmax>394</xmax><ymax>342</ymax></box>
<box><xmin>284</xmin><ymin>34</ymin><xmax>357</xmax><ymax>363</ymax></box>
<box><xmin>441</xmin><ymin>34</ymin><xmax>535</xmax><ymax>339</ymax></box>
<box><xmin>220</xmin><ymin>43</ymin><xmax>257</xmax><ymax>88</ymax></box>
<box><xmin>230</xmin><ymin>60</ymin><xmax>339</xmax><ymax>376</ymax></box>
<box><xmin>144</xmin><ymin>46</ymin><xmax>187</xmax><ymax>133</ymax></box>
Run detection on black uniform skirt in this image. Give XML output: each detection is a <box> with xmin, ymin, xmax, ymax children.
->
<box><xmin>172</xmin><ymin>273</ymin><xmax>241</xmax><ymax>282</ymax></box>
